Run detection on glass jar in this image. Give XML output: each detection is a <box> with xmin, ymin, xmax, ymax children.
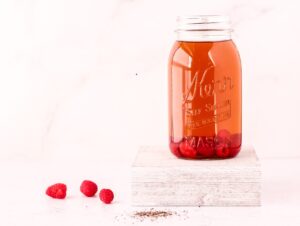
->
<box><xmin>168</xmin><ymin>15</ymin><xmax>242</xmax><ymax>159</ymax></box>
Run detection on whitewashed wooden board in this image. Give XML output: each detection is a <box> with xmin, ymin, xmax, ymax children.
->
<box><xmin>132</xmin><ymin>146</ymin><xmax>261</xmax><ymax>206</ymax></box>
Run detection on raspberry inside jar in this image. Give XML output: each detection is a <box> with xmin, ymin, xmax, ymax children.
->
<box><xmin>170</xmin><ymin>131</ymin><xmax>241</xmax><ymax>159</ymax></box>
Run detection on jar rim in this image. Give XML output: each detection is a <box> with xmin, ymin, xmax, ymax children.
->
<box><xmin>175</xmin><ymin>15</ymin><xmax>232</xmax><ymax>41</ymax></box>
<box><xmin>176</xmin><ymin>15</ymin><xmax>231</xmax><ymax>31</ymax></box>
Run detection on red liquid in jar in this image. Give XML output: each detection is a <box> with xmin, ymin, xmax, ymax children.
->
<box><xmin>168</xmin><ymin>40</ymin><xmax>242</xmax><ymax>159</ymax></box>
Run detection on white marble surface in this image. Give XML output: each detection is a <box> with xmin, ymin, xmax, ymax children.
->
<box><xmin>0</xmin><ymin>156</ymin><xmax>300</xmax><ymax>226</ymax></box>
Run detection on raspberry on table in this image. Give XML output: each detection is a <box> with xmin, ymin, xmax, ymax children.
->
<box><xmin>46</xmin><ymin>183</ymin><xmax>67</xmax><ymax>199</ymax></box>
<box><xmin>80</xmin><ymin>180</ymin><xmax>98</xmax><ymax>197</ymax></box>
<box><xmin>99</xmin><ymin>189</ymin><xmax>114</xmax><ymax>204</ymax></box>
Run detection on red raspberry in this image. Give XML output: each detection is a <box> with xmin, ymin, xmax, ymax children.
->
<box><xmin>80</xmin><ymin>180</ymin><xmax>98</xmax><ymax>197</ymax></box>
<box><xmin>46</xmin><ymin>183</ymin><xmax>67</xmax><ymax>199</ymax></box>
<box><xmin>99</xmin><ymin>189</ymin><xmax>114</xmax><ymax>204</ymax></box>
<box><xmin>179</xmin><ymin>139</ymin><xmax>197</xmax><ymax>158</ymax></box>
<box><xmin>229</xmin><ymin>133</ymin><xmax>242</xmax><ymax>157</ymax></box>
<box><xmin>169</xmin><ymin>139</ymin><xmax>182</xmax><ymax>157</ymax></box>
<box><xmin>197</xmin><ymin>136</ymin><xmax>215</xmax><ymax>158</ymax></box>
<box><xmin>216</xmin><ymin>144</ymin><xmax>230</xmax><ymax>158</ymax></box>
<box><xmin>215</xmin><ymin>129</ymin><xmax>231</xmax><ymax>159</ymax></box>
<box><xmin>230</xmin><ymin>133</ymin><xmax>241</xmax><ymax>148</ymax></box>
<box><xmin>217</xmin><ymin>129</ymin><xmax>231</xmax><ymax>144</ymax></box>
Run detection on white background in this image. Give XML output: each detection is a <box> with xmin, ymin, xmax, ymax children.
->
<box><xmin>1</xmin><ymin>0</ymin><xmax>300</xmax><ymax>161</ymax></box>
<box><xmin>0</xmin><ymin>0</ymin><xmax>300</xmax><ymax>225</ymax></box>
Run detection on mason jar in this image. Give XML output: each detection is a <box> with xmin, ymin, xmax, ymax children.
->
<box><xmin>168</xmin><ymin>15</ymin><xmax>242</xmax><ymax>159</ymax></box>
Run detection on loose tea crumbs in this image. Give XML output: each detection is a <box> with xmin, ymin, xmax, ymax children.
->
<box><xmin>131</xmin><ymin>208</ymin><xmax>183</xmax><ymax>221</ymax></box>
<box><xmin>114</xmin><ymin>209</ymin><xmax>188</xmax><ymax>223</ymax></box>
<box><xmin>133</xmin><ymin>209</ymin><xmax>173</xmax><ymax>219</ymax></box>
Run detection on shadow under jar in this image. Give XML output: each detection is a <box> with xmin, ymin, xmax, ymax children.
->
<box><xmin>168</xmin><ymin>15</ymin><xmax>242</xmax><ymax>159</ymax></box>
